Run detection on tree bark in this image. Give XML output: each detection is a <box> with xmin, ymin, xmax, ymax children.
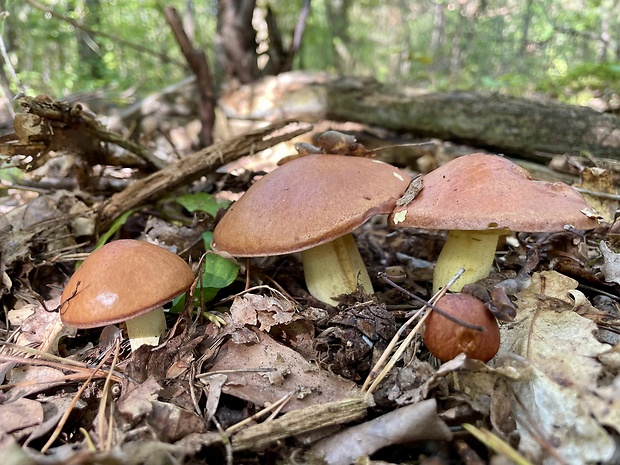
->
<box><xmin>164</xmin><ymin>6</ymin><xmax>215</xmax><ymax>147</ymax></box>
<box><xmin>219</xmin><ymin>72</ymin><xmax>620</xmax><ymax>162</ymax></box>
<box><xmin>216</xmin><ymin>0</ymin><xmax>259</xmax><ymax>84</ymax></box>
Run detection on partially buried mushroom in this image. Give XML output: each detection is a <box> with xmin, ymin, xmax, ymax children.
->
<box><xmin>424</xmin><ymin>293</ymin><xmax>500</xmax><ymax>362</ymax></box>
<box><xmin>212</xmin><ymin>154</ymin><xmax>410</xmax><ymax>305</ymax></box>
<box><xmin>60</xmin><ymin>239</ymin><xmax>195</xmax><ymax>352</ymax></box>
<box><xmin>389</xmin><ymin>153</ymin><xmax>599</xmax><ymax>293</ymax></box>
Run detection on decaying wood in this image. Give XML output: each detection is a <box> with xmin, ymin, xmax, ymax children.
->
<box><xmin>219</xmin><ymin>72</ymin><xmax>620</xmax><ymax>162</ymax></box>
<box><xmin>18</xmin><ymin>95</ymin><xmax>165</xmax><ymax>170</ymax></box>
<box><xmin>96</xmin><ymin>120</ymin><xmax>310</xmax><ymax>231</ymax></box>
<box><xmin>230</xmin><ymin>397</ymin><xmax>370</xmax><ymax>452</ymax></box>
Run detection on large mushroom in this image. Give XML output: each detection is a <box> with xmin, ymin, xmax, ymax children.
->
<box><xmin>60</xmin><ymin>239</ymin><xmax>195</xmax><ymax>352</ymax></box>
<box><xmin>212</xmin><ymin>154</ymin><xmax>410</xmax><ymax>305</ymax></box>
<box><xmin>389</xmin><ymin>153</ymin><xmax>599</xmax><ymax>293</ymax></box>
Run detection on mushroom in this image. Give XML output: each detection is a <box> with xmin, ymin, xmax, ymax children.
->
<box><xmin>389</xmin><ymin>153</ymin><xmax>598</xmax><ymax>293</ymax></box>
<box><xmin>424</xmin><ymin>293</ymin><xmax>500</xmax><ymax>362</ymax></box>
<box><xmin>60</xmin><ymin>239</ymin><xmax>194</xmax><ymax>352</ymax></box>
<box><xmin>212</xmin><ymin>154</ymin><xmax>410</xmax><ymax>305</ymax></box>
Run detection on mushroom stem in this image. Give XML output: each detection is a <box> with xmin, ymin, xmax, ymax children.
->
<box><xmin>300</xmin><ymin>233</ymin><xmax>374</xmax><ymax>305</ymax></box>
<box><xmin>433</xmin><ymin>230</ymin><xmax>503</xmax><ymax>294</ymax></box>
<box><xmin>125</xmin><ymin>307</ymin><xmax>167</xmax><ymax>352</ymax></box>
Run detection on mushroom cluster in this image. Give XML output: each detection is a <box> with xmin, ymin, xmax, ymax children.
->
<box><xmin>60</xmin><ymin>239</ymin><xmax>194</xmax><ymax>352</ymax></box>
<box><xmin>212</xmin><ymin>152</ymin><xmax>597</xmax><ymax>364</ymax></box>
<box><xmin>212</xmin><ymin>154</ymin><xmax>410</xmax><ymax>305</ymax></box>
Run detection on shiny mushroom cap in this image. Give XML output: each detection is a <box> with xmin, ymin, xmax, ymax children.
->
<box><xmin>212</xmin><ymin>154</ymin><xmax>411</xmax><ymax>257</ymax></box>
<box><xmin>424</xmin><ymin>293</ymin><xmax>500</xmax><ymax>363</ymax></box>
<box><xmin>389</xmin><ymin>153</ymin><xmax>598</xmax><ymax>232</ymax></box>
<box><xmin>60</xmin><ymin>240</ymin><xmax>194</xmax><ymax>328</ymax></box>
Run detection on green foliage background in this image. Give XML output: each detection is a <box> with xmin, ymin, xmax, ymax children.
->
<box><xmin>2</xmin><ymin>0</ymin><xmax>619</xmax><ymax>105</ymax></box>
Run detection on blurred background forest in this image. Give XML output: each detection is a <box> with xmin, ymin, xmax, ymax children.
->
<box><xmin>1</xmin><ymin>0</ymin><xmax>619</xmax><ymax>115</ymax></box>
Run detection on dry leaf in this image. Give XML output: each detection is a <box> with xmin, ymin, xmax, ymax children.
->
<box><xmin>0</xmin><ymin>398</ymin><xmax>44</xmax><ymax>436</ymax></box>
<box><xmin>497</xmin><ymin>271</ymin><xmax>616</xmax><ymax>464</ymax></box>
<box><xmin>5</xmin><ymin>365</ymin><xmax>67</xmax><ymax>402</ymax></box>
<box><xmin>573</xmin><ymin>167</ymin><xmax>617</xmax><ymax>223</ymax></box>
<box><xmin>14</xmin><ymin>296</ymin><xmax>76</xmax><ymax>354</ymax></box>
<box><xmin>395</xmin><ymin>174</ymin><xmax>423</xmax><ymax>207</ymax></box>
<box><xmin>148</xmin><ymin>401</ymin><xmax>207</xmax><ymax>442</ymax></box>
<box><xmin>208</xmin><ymin>331</ymin><xmax>358</xmax><ymax>411</ymax></box>
<box><xmin>310</xmin><ymin>399</ymin><xmax>452</xmax><ymax>465</ymax></box>
<box><xmin>24</xmin><ymin>396</ymin><xmax>81</xmax><ymax>447</ymax></box>
<box><xmin>599</xmin><ymin>241</ymin><xmax>620</xmax><ymax>285</ymax></box>
<box><xmin>229</xmin><ymin>293</ymin><xmax>296</xmax><ymax>332</ymax></box>
<box><xmin>117</xmin><ymin>377</ymin><xmax>162</xmax><ymax>420</ymax></box>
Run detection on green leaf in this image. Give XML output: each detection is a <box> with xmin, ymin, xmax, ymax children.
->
<box><xmin>196</xmin><ymin>231</ymin><xmax>239</xmax><ymax>302</ymax></box>
<box><xmin>94</xmin><ymin>209</ymin><xmax>134</xmax><ymax>249</ymax></box>
<box><xmin>171</xmin><ymin>232</ymin><xmax>238</xmax><ymax>313</ymax></box>
<box><xmin>177</xmin><ymin>192</ymin><xmax>230</xmax><ymax>217</ymax></box>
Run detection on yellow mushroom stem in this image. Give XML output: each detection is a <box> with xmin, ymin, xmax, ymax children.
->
<box><xmin>300</xmin><ymin>233</ymin><xmax>374</xmax><ymax>305</ymax></box>
<box><xmin>124</xmin><ymin>307</ymin><xmax>167</xmax><ymax>352</ymax></box>
<box><xmin>433</xmin><ymin>230</ymin><xmax>508</xmax><ymax>294</ymax></box>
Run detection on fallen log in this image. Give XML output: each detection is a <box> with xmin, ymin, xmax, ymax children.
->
<box><xmin>219</xmin><ymin>72</ymin><xmax>620</xmax><ymax>162</ymax></box>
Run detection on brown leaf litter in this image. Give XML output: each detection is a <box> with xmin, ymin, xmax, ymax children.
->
<box><xmin>2</xmin><ymin>99</ymin><xmax>620</xmax><ymax>464</ymax></box>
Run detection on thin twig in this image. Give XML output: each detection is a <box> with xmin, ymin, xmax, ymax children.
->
<box><xmin>224</xmin><ymin>388</ymin><xmax>298</xmax><ymax>435</ymax></box>
<box><xmin>362</xmin><ymin>268</ymin><xmax>465</xmax><ymax>397</ymax></box>
<box><xmin>573</xmin><ymin>187</ymin><xmax>620</xmax><ymax>201</ymax></box>
<box><xmin>41</xmin><ymin>343</ymin><xmax>116</xmax><ymax>453</ymax></box>
<box><xmin>379</xmin><ymin>273</ymin><xmax>485</xmax><ymax>331</ymax></box>
<box><xmin>98</xmin><ymin>337</ymin><xmax>121</xmax><ymax>451</ymax></box>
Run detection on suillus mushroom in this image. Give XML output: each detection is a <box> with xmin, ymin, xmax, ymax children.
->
<box><xmin>212</xmin><ymin>154</ymin><xmax>410</xmax><ymax>305</ymax></box>
<box><xmin>389</xmin><ymin>153</ymin><xmax>599</xmax><ymax>293</ymax></box>
<box><xmin>60</xmin><ymin>239</ymin><xmax>194</xmax><ymax>352</ymax></box>
<box><xmin>424</xmin><ymin>293</ymin><xmax>500</xmax><ymax>362</ymax></box>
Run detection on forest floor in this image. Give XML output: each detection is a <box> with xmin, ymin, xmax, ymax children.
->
<box><xmin>1</xmin><ymin>89</ymin><xmax>619</xmax><ymax>465</ymax></box>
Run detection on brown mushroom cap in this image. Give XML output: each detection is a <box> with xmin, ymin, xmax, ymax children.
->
<box><xmin>212</xmin><ymin>154</ymin><xmax>410</xmax><ymax>257</ymax></box>
<box><xmin>60</xmin><ymin>240</ymin><xmax>194</xmax><ymax>328</ymax></box>
<box><xmin>424</xmin><ymin>293</ymin><xmax>500</xmax><ymax>362</ymax></box>
<box><xmin>389</xmin><ymin>153</ymin><xmax>598</xmax><ymax>232</ymax></box>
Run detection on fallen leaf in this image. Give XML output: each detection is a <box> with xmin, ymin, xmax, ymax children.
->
<box><xmin>14</xmin><ymin>296</ymin><xmax>76</xmax><ymax>354</ymax></box>
<box><xmin>497</xmin><ymin>271</ymin><xmax>616</xmax><ymax>464</ymax></box>
<box><xmin>395</xmin><ymin>174</ymin><xmax>423</xmax><ymax>207</ymax></box>
<box><xmin>24</xmin><ymin>396</ymin><xmax>82</xmax><ymax>447</ymax></box>
<box><xmin>0</xmin><ymin>398</ymin><xmax>44</xmax><ymax>436</ymax></box>
<box><xmin>208</xmin><ymin>331</ymin><xmax>358</xmax><ymax>411</ymax></box>
<box><xmin>117</xmin><ymin>377</ymin><xmax>162</xmax><ymax>420</ymax></box>
<box><xmin>599</xmin><ymin>241</ymin><xmax>620</xmax><ymax>285</ymax></box>
<box><xmin>573</xmin><ymin>167</ymin><xmax>617</xmax><ymax>223</ymax></box>
<box><xmin>147</xmin><ymin>400</ymin><xmax>207</xmax><ymax>442</ymax></box>
<box><xmin>310</xmin><ymin>398</ymin><xmax>452</xmax><ymax>465</ymax></box>
<box><xmin>5</xmin><ymin>365</ymin><xmax>67</xmax><ymax>402</ymax></box>
<box><xmin>229</xmin><ymin>293</ymin><xmax>296</xmax><ymax>332</ymax></box>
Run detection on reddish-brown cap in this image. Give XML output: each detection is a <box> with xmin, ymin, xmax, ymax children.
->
<box><xmin>60</xmin><ymin>240</ymin><xmax>194</xmax><ymax>328</ymax></box>
<box><xmin>212</xmin><ymin>154</ymin><xmax>410</xmax><ymax>257</ymax></box>
<box><xmin>424</xmin><ymin>293</ymin><xmax>500</xmax><ymax>362</ymax></box>
<box><xmin>389</xmin><ymin>153</ymin><xmax>598</xmax><ymax>232</ymax></box>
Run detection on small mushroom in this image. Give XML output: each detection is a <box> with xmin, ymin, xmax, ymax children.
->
<box><xmin>60</xmin><ymin>239</ymin><xmax>194</xmax><ymax>352</ymax></box>
<box><xmin>389</xmin><ymin>153</ymin><xmax>598</xmax><ymax>293</ymax></box>
<box><xmin>212</xmin><ymin>154</ymin><xmax>410</xmax><ymax>305</ymax></box>
<box><xmin>424</xmin><ymin>293</ymin><xmax>500</xmax><ymax>362</ymax></box>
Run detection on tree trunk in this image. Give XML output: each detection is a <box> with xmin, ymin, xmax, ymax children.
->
<box><xmin>215</xmin><ymin>0</ymin><xmax>259</xmax><ymax>84</ymax></box>
<box><xmin>219</xmin><ymin>72</ymin><xmax>620</xmax><ymax>162</ymax></box>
